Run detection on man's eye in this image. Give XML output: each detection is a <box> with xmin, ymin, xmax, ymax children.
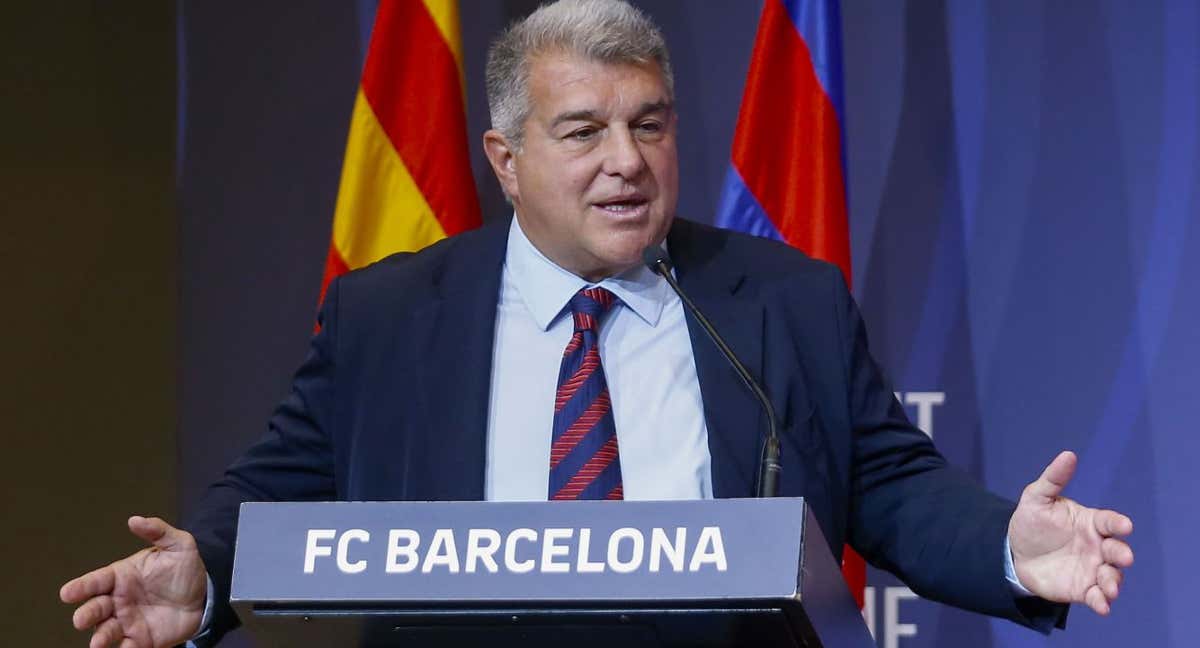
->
<box><xmin>567</xmin><ymin>127</ymin><xmax>598</xmax><ymax>141</ymax></box>
<box><xmin>636</xmin><ymin>121</ymin><xmax>662</xmax><ymax>133</ymax></box>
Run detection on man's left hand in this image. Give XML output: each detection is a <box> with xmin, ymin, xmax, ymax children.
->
<box><xmin>1008</xmin><ymin>450</ymin><xmax>1134</xmax><ymax>615</ymax></box>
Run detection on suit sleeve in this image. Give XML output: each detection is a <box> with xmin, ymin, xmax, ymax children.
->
<box><xmin>183</xmin><ymin>278</ymin><xmax>342</xmax><ymax>644</ymax></box>
<box><xmin>831</xmin><ymin>269</ymin><xmax>1067</xmax><ymax>632</ymax></box>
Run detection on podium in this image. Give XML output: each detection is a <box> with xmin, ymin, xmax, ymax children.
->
<box><xmin>230</xmin><ymin>498</ymin><xmax>874</xmax><ymax>647</ymax></box>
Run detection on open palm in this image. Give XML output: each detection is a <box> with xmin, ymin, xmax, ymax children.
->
<box><xmin>1008</xmin><ymin>451</ymin><xmax>1134</xmax><ymax>615</ymax></box>
<box><xmin>61</xmin><ymin>516</ymin><xmax>206</xmax><ymax>648</ymax></box>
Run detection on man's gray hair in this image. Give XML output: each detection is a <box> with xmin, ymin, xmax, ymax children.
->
<box><xmin>485</xmin><ymin>0</ymin><xmax>674</xmax><ymax>146</ymax></box>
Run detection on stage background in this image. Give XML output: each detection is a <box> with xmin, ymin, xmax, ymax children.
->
<box><xmin>3</xmin><ymin>2</ymin><xmax>177</xmax><ymax>646</ymax></box>
<box><xmin>175</xmin><ymin>1</ymin><xmax>1195</xmax><ymax>646</ymax></box>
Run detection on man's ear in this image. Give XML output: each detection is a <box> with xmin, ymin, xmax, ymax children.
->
<box><xmin>483</xmin><ymin>129</ymin><xmax>519</xmax><ymax>202</ymax></box>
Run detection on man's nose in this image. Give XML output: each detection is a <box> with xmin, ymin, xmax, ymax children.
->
<box><xmin>600</xmin><ymin>126</ymin><xmax>647</xmax><ymax>180</ymax></box>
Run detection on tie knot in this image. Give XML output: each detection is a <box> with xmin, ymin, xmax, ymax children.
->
<box><xmin>568</xmin><ymin>287</ymin><xmax>617</xmax><ymax>332</ymax></box>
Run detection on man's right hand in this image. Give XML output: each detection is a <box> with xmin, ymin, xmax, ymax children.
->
<box><xmin>60</xmin><ymin>516</ymin><xmax>207</xmax><ymax>648</ymax></box>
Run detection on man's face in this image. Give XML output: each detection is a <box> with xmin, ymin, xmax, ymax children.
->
<box><xmin>491</xmin><ymin>51</ymin><xmax>679</xmax><ymax>280</ymax></box>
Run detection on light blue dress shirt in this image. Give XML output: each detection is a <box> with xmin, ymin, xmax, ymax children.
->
<box><xmin>485</xmin><ymin>217</ymin><xmax>713</xmax><ymax>501</ymax></box>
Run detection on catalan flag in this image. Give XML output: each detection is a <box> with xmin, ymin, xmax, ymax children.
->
<box><xmin>319</xmin><ymin>0</ymin><xmax>482</xmax><ymax>305</ymax></box>
<box><xmin>714</xmin><ymin>0</ymin><xmax>864</xmax><ymax>606</ymax></box>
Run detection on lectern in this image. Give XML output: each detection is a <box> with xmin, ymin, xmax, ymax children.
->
<box><xmin>230</xmin><ymin>498</ymin><xmax>874</xmax><ymax>647</ymax></box>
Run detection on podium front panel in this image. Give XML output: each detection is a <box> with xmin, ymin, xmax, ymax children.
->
<box><xmin>233</xmin><ymin>498</ymin><xmax>806</xmax><ymax>603</ymax></box>
<box><xmin>230</xmin><ymin>498</ymin><xmax>874</xmax><ymax>647</ymax></box>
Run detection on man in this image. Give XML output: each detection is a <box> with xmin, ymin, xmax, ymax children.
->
<box><xmin>61</xmin><ymin>1</ymin><xmax>1133</xmax><ymax>646</ymax></box>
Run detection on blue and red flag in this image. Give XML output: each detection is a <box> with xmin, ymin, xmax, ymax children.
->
<box><xmin>715</xmin><ymin>0</ymin><xmax>864</xmax><ymax>606</ymax></box>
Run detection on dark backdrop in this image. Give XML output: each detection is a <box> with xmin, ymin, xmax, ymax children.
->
<box><xmin>174</xmin><ymin>2</ymin><xmax>1197</xmax><ymax>647</ymax></box>
<box><xmin>2</xmin><ymin>2</ymin><xmax>176</xmax><ymax>646</ymax></box>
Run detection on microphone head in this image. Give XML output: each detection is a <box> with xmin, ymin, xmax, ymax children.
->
<box><xmin>642</xmin><ymin>245</ymin><xmax>672</xmax><ymax>273</ymax></box>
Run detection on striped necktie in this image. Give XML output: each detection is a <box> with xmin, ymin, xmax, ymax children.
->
<box><xmin>548</xmin><ymin>287</ymin><xmax>624</xmax><ymax>500</ymax></box>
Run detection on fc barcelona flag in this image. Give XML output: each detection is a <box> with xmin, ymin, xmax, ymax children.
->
<box><xmin>714</xmin><ymin>0</ymin><xmax>865</xmax><ymax>606</ymax></box>
<box><xmin>319</xmin><ymin>0</ymin><xmax>482</xmax><ymax>306</ymax></box>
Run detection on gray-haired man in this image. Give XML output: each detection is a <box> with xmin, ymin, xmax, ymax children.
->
<box><xmin>61</xmin><ymin>2</ymin><xmax>1133</xmax><ymax>645</ymax></box>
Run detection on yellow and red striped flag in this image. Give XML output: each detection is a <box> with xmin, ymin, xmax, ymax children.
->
<box><xmin>319</xmin><ymin>0</ymin><xmax>482</xmax><ymax>305</ymax></box>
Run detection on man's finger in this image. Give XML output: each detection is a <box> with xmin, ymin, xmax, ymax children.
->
<box><xmin>1025</xmin><ymin>450</ymin><xmax>1077</xmax><ymax>500</ymax></box>
<box><xmin>1094</xmin><ymin>510</ymin><xmax>1134</xmax><ymax>538</ymax></box>
<box><xmin>72</xmin><ymin>594</ymin><xmax>114</xmax><ymax>631</ymax></box>
<box><xmin>1083</xmin><ymin>584</ymin><xmax>1110</xmax><ymax>615</ymax></box>
<box><xmin>128</xmin><ymin>515</ymin><xmax>182</xmax><ymax>551</ymax></box>
<box><xmin>1097</xmin><ymin>564</ymin><xmax>1122</xmax><ymax>600</ymax></box>
<box><xmin>1101</xmin><ymin>537</ymin><xmax>1135</xmax><ymax>567</ymax></box>
<box><xmin>89</xmin><ymin>616</ymin><xmax>122</xmax><ymax>648</ymax></box>
<box><xmin>60</xmin><ymin>566</ymin><xmax>116</xmax><ymax>604</ymax></box>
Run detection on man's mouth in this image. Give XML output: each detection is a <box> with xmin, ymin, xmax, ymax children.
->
<box><xmin>593</xmin><ymin>196</ymin><xmax>650</xmax><ymax>214</ymax></box>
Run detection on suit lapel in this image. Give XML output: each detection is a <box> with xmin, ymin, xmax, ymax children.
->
<box><xmin>410</xmin><ymin>221</ymin><xmax>509</xmax><ymax>501</ymax></box>
<box><xmin>668</xmin><ymin>219</ymin><xmax>765</xmax><ymax>498</ymax></box>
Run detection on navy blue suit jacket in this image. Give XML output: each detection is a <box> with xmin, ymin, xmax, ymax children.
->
<box><xmin>188</xmin><ymin>217</ymin><xmax>1063</xmax><ymax>642</ymax></box>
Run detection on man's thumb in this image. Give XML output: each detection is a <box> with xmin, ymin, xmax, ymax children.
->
<box><xmin>1026</xmin><ymin>450</ymin><xmax>1077</xmax><ymax>500</ymax></box>
<box><xmin>128</xmin><ymin>515</ymin><xmax>184</xmax><ymax>550</ymax></box>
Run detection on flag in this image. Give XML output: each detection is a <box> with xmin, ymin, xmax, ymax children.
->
<box><xmin>319</xmin><ymin>0</ymin><xmax>482</xmax><ymax>306</ymax></box>
<box><xmin>714</xmin><ymin>0</ymin><xmax>865</xmax><ymax>607</ymax></box>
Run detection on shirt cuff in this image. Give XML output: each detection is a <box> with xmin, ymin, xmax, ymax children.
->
<box><xmin>185</xmin><ymin>574</ymin><xmax>215</xmax><ymax>647</ymax></box>
<box><xmin>1004</xmin><ymin>534</ymin><xmax>1035</xmax><ymax>597</ymax></box>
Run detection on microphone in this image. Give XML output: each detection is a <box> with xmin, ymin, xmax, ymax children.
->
<box><xmin>642</xmin><ymin>246</ymin><xmax>782</xmax><ymax>498</ymax></box>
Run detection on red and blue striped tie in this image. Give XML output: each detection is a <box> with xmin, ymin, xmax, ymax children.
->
<box><xmin>549</xmin><ymin>287</ymin><xmax>624</xmax><ymax>500</ymax></box>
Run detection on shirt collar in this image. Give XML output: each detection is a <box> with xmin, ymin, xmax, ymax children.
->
<box><xmin>505</xmin><ymin>216</ymin><xmax>669</xmax><ymax>331</ymax></box>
